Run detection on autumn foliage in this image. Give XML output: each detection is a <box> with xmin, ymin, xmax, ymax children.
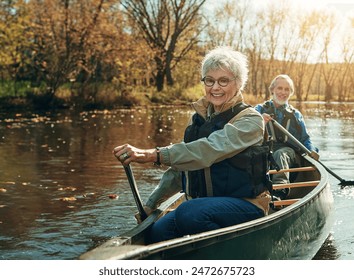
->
<box><xmin>0</xmin><ymin>0</ymin><xmax>353</xmax><ymax>110</ymax></box>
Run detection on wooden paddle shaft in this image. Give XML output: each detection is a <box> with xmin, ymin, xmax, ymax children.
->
<box><xmin>271</xmin><ymin>119</ymin><xmax>354</xmax><ymax>185</ymax></box>
<box><xmin>124</xmin><ymin>164</ymin><xmax>148</xmax><ymax>221</ymax></box>
<box><xmin>271</xmin><ymin>119</ymin><xmax>311</xmax><ymax>154</ymax></box>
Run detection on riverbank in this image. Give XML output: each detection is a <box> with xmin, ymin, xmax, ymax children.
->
<box><xmin>0</xmin><ymin>90</ymin><xmax>196</xmax><ymax>113</ymax></box>
<box><xmin>3</xmin><ymin>91</ymin><xmax>352</xmax><ymax>115</ymax></box>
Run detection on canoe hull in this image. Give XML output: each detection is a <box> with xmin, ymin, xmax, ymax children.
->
<box><xmin>80</xmin><ymin>155</ymin><xmax>333</xmax><ymax>260</ymax></box>
<box><xmin>149</xmin><ymin>182</ymin><xmax>333</xmax><ymax>260</ymax></box>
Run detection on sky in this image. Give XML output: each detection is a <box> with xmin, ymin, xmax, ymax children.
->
<box><xmin>253</xmin><ymin>0</ymin><xmax>354</xmax><ymax>14</ymax></box>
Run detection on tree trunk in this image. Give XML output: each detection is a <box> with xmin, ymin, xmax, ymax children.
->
<box><xmin>165</xmin><ymin>65</ymin><xmax>174</xmax><ymax>86</ymax></box>
<box><xmin>325</xmin><ymin>84</ymin><xmax>332</xmax><ymax>102</ymax></box>
<box><xmin>154</xmin><ymin>55</ymin><xmax>166</xmax><ymax>92</ymax></box>
<box><xmin>155</xmin><ymin>70</ymin><xmax>165</xmax><ymax>92</ymax></box>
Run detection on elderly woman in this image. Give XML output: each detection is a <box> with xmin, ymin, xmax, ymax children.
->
<box><xmin>113</xmin><ymin>46</ymin><xmax>271</xmax><ymax>243</ymax></box>
<box><xmin>255</xmin><ymin>74</ymin><xmax>318</xmax><ymax>199</ymax></box>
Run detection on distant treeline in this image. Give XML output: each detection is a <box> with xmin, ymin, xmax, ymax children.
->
<box><xmin>0</xmin><ymin>0</ymin><xmax>353</xmax><ymax>110</ymax></box>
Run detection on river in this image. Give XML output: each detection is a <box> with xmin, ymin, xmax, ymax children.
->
<box><xmin>0</xmin><ymin>102</ymin><xmax>353</xmax><ymax>260</ymax></box>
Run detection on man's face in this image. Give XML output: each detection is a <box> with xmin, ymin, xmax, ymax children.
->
<box><xmin>272</xmin><ymin>78</ymin><xmax>291</xmax><ymax>106</ymax></box>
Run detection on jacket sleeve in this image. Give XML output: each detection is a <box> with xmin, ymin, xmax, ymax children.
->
<box><xmin>254</xmin><ymin>104</ymin><xmax>263</xmax><ymax>114</ymax></box>
<box><xmin>160</xmin><ymin>109</ymin><xmax>264</xmax><ymax>171</ymax></box>
<box><xmin>295</xmin><ymin>111</ymin><xmax>319</xmax><ymax>152</ymax></box>
<box><xmin>145</xmin><ymin>168</ymin><xmax>182</xmax><ymax>210</ymax></box>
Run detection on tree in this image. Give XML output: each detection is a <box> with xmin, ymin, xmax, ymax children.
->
<box><xmin>28</xmin><ymin>0</ymin><xmax>122</xmax><ymax>106</ymax></box>
<box><xmin>336</xmin><ymin>15</ymin><xmax>354</xmax><ymax>101</ymax></box>
<box><xmin>0</xmin><ymin>0</ymin><xmax>33</xmax><ymax>95</ymax></box>
<box><xmin>289</xmin><ymin>10</ymin><xmax>327</xmax><ymax>101</ymax></box>
<box><xmin>257</xmin><ymin>0</ymin><xmax>288</xmax><ymax>99</ymax></box>
<box><xmin>205</xmin><ymin>0</ymin><xmax>252</xmax><ymax>51</ymax></box>
<box><xmin>317</xmin><ymin>11</ymin><xmax>339</xmax><ymax>101</ymax></box>
<box><xmin>121</xmin><ymin>0</ymin><xmax>207</xmax><ymax>92</ymax></box>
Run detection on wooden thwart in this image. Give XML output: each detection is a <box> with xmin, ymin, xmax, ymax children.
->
<box><xmin>269</xmin><ymin>166</ymin><xmax>316</xmax><ymax>174</ymax></box>
<box><xmin>272</xmin><ymin>199</ymin><xmax>300</xmax><ymax>207</ymax></box>
<box><xmin>273</xmin><ymin>180</ymin><xmax>320</xmax><ymax>190</ymax></box>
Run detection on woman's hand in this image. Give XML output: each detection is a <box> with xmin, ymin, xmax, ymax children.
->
<box><xmin>310</xmin><ymin>151</ymin><xmax>320</xmax><ymax>160</ymax></box>
<box><xmin>112</xmin><ymin>144</ymin><xmax>156</xmax><ymax>165</ymax></box>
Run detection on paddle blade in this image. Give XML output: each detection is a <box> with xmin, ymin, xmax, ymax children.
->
<box><xmin>340</xmin><ymin>180</ymin><xmax>354</xmax><ymax>188</ymax></box>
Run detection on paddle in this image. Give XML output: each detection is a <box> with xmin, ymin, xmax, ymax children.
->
<box><xmin>271</xmin><ymin>119</ymin><xmax>354</xmax><ymax>188</ymax></box>
<box><xmin>123</xmin><ymin>164</ymin><xmax>148</xmax><ymax>221</ymax></box>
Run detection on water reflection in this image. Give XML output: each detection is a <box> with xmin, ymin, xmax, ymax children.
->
<box><xmin>0</xmin><ymin>103</ymin><xmax>354</xmax><ymax>259</ymax></box>
<box><xmin>313</xmin><ymin>234</ymin><xmax>339</xmax><ymax>260</ymax></box>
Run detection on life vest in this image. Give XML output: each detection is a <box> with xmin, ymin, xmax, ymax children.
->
<box><xmin>261</xmin><ymin>101</ymin><xmax>302</xmax><ymax>143</ymax></box>
<box><xmin>183</xmin><ymin>103</ymin><xmax>272</xmax><ymax>199</ymax></box>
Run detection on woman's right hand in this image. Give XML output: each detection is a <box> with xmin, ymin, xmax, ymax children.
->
<box><xmin>112</xmin><ymin>144</ymin><xmax>156</xmax><ymax>165</ymax></box>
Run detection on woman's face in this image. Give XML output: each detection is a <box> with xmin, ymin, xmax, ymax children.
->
<box><xmin>203</xmin><ymin>68</ymin><xmax>238</xmax><ymax>110</ymax></box>
<box><xmin>272</xmin><ymin>78</ymin><xmax>291</xmax><ymax>106</ymax></box>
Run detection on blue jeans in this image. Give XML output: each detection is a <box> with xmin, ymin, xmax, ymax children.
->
<box><xmin>147</xmin><ymin>196</ymin><xmax>264</xmax><ymax>244</ymax></box>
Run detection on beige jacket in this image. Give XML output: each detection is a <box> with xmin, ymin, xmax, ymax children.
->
<box><xmin>146</xmin><ymin>93</ymin><xmax>271</xmax><ymax>215</ymax></box>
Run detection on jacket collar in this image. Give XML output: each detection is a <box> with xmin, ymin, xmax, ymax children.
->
<box><xmin>191</xmin><ymin>93</ymin><xmax>244</xmax><ymax>119</ymax></box>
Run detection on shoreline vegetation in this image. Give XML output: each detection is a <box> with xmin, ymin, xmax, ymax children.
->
<box><xmin>1</xmin><ymin>1</ymin><xmax>353</xmax><ymax>113</ymax></box>
<box><xmin>1</xmin><ymin>83</ymin><xmax>353</xmax><ymax>115</ymax></box>
<box><xmin>0</xmin><ymin>83</ymin><xmax>205</xmax><ymax>113</ymax></box>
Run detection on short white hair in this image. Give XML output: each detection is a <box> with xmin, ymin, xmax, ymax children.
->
<box><xmin>269</xmin><ymin>74</ymin><xmax>295</xmax><ymax>96</ymax></box>
<box><xmin>201</xmin><ymin>46</ymin><xmax>249</xmax><ymax>90</ymax></box>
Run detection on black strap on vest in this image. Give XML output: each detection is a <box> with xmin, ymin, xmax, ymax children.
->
<box><xmin>184</xmin><ymin>102</ymin><xmax>251</xmax><ymax>143</ymax></box>
<box><xmin>262</xmin><ymin>101</ymin><xmax>301</xmax><ymax>142</ymax></box>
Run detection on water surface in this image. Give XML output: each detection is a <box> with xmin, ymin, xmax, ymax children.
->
<box><xmin>0</xmin><ymin>103</ymin><xmax>353</xmax><ymax>259</ymax></box>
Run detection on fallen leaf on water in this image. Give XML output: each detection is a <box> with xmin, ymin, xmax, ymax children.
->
<box><xmin>83</xmin><ymin>192</ymin><xmax>96</xmax><ymax>197</ymax></box>
<box><xmin>59</xmin><ymin>197</ymin><xmax>77</xmax><ymax>202</ymax></box>
<box><xmin>58</xmin><ymin>187</ymin><xmax>77</xmax><ymax>191</ymax></box>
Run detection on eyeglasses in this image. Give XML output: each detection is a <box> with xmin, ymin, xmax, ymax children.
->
<box><xmin>201</xmin><ymin>77</ymin><xmax>236</xmax><ymax>87</ymax></box>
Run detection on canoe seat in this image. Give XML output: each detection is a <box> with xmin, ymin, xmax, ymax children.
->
<box><xmin>272</xmin><ymin>199</ymin><xmax>300</xmax><ymax>208</ymax></box>
<box><xmin>269</xmin><ymin>166</ymin><xmax>316</xmax><ymax>175</ymax></box>
<box><xmin>272</xmin><ymin>180</ymin><xmax>320</xmax><ymax>190</ymax></box>
<box><xmin>270</xmin><ymin>178</ymin><xmax>319</xmax><ymax>210</ymax></box>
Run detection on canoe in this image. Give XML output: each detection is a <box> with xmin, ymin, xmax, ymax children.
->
<box><xmin>79</xmin><ymin>154</ymin><xmax>333</xmax><ymax>260</ymax></box>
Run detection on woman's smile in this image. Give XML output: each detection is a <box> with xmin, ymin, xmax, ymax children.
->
<box><xmin>204</xmin><ymin>68</ymin><xmax>237</xmax><ymax>110</ymax></box>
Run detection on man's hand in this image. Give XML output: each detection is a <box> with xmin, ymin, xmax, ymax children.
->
<box><xmin>261</xmin><ymin>113</ymin><xmax>273</xmax><ymax>124</ymax></box>
<box><xmin>310</xmin><ymin>151</ymin><xmax>320</xmax><ymax>160</ymax></box>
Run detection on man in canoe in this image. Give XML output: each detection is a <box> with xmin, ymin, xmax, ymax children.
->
<box><xmin>113</xmin><ymin>46</ymin><xmax>271</xmax><ymax>243</ymax></box>
<box><xmin>255</xmin><ymin>74</ymin><xmax>319</xmax><ymax>200</ymax></box>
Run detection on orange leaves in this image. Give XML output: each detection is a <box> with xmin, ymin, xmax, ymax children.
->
<box><xmin>59</xmin><ymin>196</ymin><xmax>77</xmax><ymax>202</ymax></box>
<box><xmin>58</xmin><ymin>186</ymin><xmax>78</xmax><ymax>203</ymax></box>
<box><xmin>108</xmin><ymin>194</ymin><xmax>119</xmax><ymax>199</ymax></box>
<box><xmin>58</xmin><ymin>187</ymin><xmax>77</xmax><ymax>192</ymax></box>
<box><xmin>57</xmin><ymin>185</ymin><xmax>119</xmax><ymax>202</ymax></box>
